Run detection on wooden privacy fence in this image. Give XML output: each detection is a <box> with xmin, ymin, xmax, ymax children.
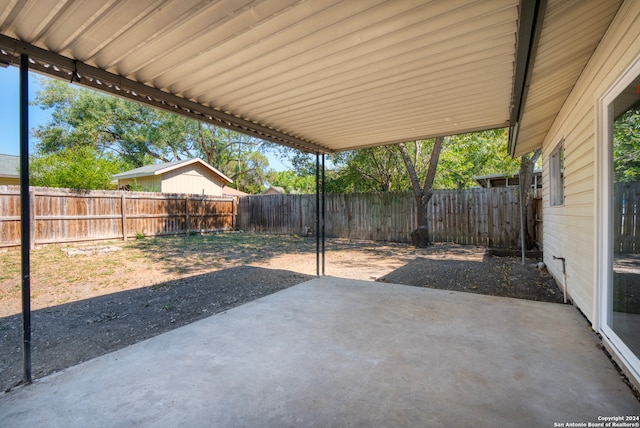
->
<box><xmin>0</xmin><ymin>186</ymin><xmax>237</xmax><ymax>248</ymax></box>
<box><xmin>614</xmin><ymin>182</ymin><xmax>640</xmax><ymax>254</ymax></box>
<box><xmin>238</xmin><ymin>188</ymin><xmax>523</xmax><ymax>248</ymax></box>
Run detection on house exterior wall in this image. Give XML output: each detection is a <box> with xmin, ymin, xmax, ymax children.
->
<box><xmin>118</xmin><ymin>176</ymin><xmax>162</xmax><ymax>192</ymax></box>
<box><xmin>160</xmin><ymin>163</ymin><xmax>224</xmax><ymax>196</ymax></box>
<box><xmin>540</xmin><ymin>0</ymin><xmax>640</xmax><ymax>323</ymax></box>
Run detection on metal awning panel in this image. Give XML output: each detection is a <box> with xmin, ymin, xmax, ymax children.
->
<box><xmin>0</xmin><ymin>0</ymin><xmax>519</xmax><ymax>153</ymax></box>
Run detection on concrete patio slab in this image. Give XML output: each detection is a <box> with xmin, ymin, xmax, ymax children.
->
<box><xmin>1</xmin><ymin>277</ymin><xmax>638</xmax><ymax>427</ymax></box>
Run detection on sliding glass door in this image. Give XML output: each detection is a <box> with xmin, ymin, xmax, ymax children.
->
<box><xmin>602</xmin><ymin>66</ymin><xmax>640</xmax><ymax>376</ymax></box>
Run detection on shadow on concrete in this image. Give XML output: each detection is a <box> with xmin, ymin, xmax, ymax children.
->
<box><xmin>377</xmin><ymin>256</ymin><xmax>566</xmax><ymax>303</ymax></box>
<box><xmin>131</xmin><ymin>233</ymin><xmax>319</xmax><ymax>277</ymax></box>
<box><xmin>0</xmin><ymin>266</ymin><xmax>313</xmax><ymax>392</ymax></box>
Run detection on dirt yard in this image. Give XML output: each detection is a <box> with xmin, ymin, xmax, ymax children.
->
<box><xmin>0</xmin><ymin>232</ymin><xmax>562</xmax><ymax>392</ymax></box>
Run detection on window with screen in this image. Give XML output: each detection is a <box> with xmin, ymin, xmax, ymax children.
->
<box><xmin>550</xmin><ymin>142</ymin><xmax>564</xmax><ymax>206</ymax></box>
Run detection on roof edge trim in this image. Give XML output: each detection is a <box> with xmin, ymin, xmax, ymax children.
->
<box><xmin>508</xmin><ymin>0</ymin><xmax>547</xmax><ymax>157</ymax></box>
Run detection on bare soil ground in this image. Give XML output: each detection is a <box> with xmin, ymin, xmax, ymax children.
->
<box><xmin>0</xmin><ymin>233</ymin><xmax>562</xmax><ymax>392</ymax></box>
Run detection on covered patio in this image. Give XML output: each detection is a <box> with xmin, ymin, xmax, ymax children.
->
<box><xmin>1</xmin><ymin>0</ymin><xmax>639</xmax><ymax>422</ymax></box>
<box><xmin>1</xmin><ymin>277</ymin><xmax>638</xmax><ymax>426</ymax></box>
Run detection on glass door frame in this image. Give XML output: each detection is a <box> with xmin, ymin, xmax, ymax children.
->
<box><xmin>597</xmin><ymin>54</ymin><xmax>640</xmax><ymax>383</ymax></box>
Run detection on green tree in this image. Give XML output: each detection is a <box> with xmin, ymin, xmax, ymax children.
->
<box><xmin>267</xmin><ymin>170</ymin><xmax>317</xmax><ymax>194</ymax></box>
<box><xmin>33</xmin><ymin>79</ymin><xmax>190</xmax><ymax>167</ymax></box>
<box><xmin>614</xmin><ymin>107</ymin><xmax>640</xmax><ymax>182</ymax></box>
<box><xmin>227</xmin><ymin>150</ymin><xmax>270</xmax><ymax>194</ymax></box>
<box><xmin>30</xmin><ymin>146</ymin><xmax>125</xmax><ymax>190</ymax></box>
<box><xmin>398</xmin><ymin>137</ymin><xmax>445</xmax><ymax>247</ymax></box>
<box><xmin>32</xmin><ymin>77</ymin><xmax>272</xmax><ymax>191</ymax></box>
<box><xmin>325</xmin><ymin>129</ymin><xmax>518</xmax><ymax>193</ymax></box>
<box><xmin>195</xmin><ymin>124</ymin><xmax>270</xmax><ymax>193</ymax></box>
<box><xmin>435</xmin><ymin>128</ymin><xmax>519</xmax><ymax>189</ymax></box>
<box><xmin>330</xmin><ymin>147</ymin><xmax>410</xmax><ymax>192</ymax></box>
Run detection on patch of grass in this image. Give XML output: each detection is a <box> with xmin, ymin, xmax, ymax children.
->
<box><xmin>0</xmin><ymin>233</ymin><xmax>316</xmax><ymax>316</ymax></box>
<box><xmin>0</xmin><ymin>252</ymin><xmax>20</xmax><ymax>280</ymax></box>
<box><xmin>160</xmin><ymin>303</ymin><xmax>175</xmax><ymax>312</ymax></box>
<box><xmin>126</xmin><ymin>233</ymin><xmax>300</xmax><ymax>270</ymax></box>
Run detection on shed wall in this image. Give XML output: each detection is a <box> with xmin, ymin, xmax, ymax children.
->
<box><xmin>161</xmin><ymin>164</ymin><xmax>224</xmax><ymax>196</ymax></box>
<box><xmin>540</xmin><ymin>0</ymin><xmax>640</xmax><ymax>322</ymax></box>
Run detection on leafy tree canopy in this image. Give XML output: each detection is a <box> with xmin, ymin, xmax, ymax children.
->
<box><xmin>614</xmin><ymin>107</ymin><xmax>640</xmax><ymax>183</ymax></box>
<box><xmin>436</xmin><ymin>128</ymin><xmax>520</xmax><ymax>189</ymax></box>
<box><xmin>30</xmin><ymin>146</ymin><xmax>125</xmax><ymax>190</ymax></box>
<box><xmin>266</xmin><ymin>170</ymin><xmax>317</xmax><ymax>194</ymax></box>
<box><xmin>320</xmin><ymin>129</ymin><xmax>519</xmax><ymax>192</ymax></box>
<box><xmin>32</xmin><ymin>77</ymin><xmax>272</xmax><ymax>192</ymax></box>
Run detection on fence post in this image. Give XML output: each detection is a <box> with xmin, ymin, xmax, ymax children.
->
<box><xmin>29</xmin><ymin>189</ymin><xmax>35</xmax><ymax>249</ymax></box>
<box><xmin>121</xmin><ymin>193</ymin><xmax>127</xmax><ymax>241</ymax></box>
<box><xmin>232</xmin><ymin>197</ymin><xmax>237</xmax><ymax>230</ymax></box>
<box><xmin>200</xmin><ymin>189</ymin><xmax>204</xmax><ymax>235</ymax></box>
<box><xmin>185</xmin><ymin>194</ymin><xmax>190</xmax><ymax>235</ymax></box>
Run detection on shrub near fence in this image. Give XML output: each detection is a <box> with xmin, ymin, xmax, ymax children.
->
<box><xmin>0</xmin><ymin>186</ymin><xmax>237</xmax><ymax>248</ymax></box>
<box><xmin>238</xmin><ymin>187</ymin><xmax>523</xmax><ymax>248</ymax></box>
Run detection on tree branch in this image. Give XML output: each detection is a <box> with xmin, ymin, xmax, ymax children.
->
<box><xmin>421</xmin><ymin>136</ymin><xmax>445</xmax><ymax>195</ymax></box>
<box><xmin>398</xmin><ymin>142</ymin><xmax>422</xmax><ymax>198</ymax></box>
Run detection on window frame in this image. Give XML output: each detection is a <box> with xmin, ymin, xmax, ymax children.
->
<box><xmin>549</xmin><ymin>140</ymin><xmax>565</xmax><ymax>207</ymax></box>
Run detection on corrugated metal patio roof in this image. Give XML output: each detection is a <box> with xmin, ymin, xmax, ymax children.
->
<box><xmin>0</xmin><ymin>0</ymin><xmax>624</xmax><ymax>155</ymax></box>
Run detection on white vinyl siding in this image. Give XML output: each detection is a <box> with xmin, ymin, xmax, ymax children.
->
<box><xmin>541</xmin><ymin>0</ymin><xmax>640</xmax><ymax>323</ymax></box>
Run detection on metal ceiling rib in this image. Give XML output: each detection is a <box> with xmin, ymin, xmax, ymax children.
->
<box><xmin>0</xmin><ymin>0</ymin><xmax>520</xmax><ymax>154</ymax></box>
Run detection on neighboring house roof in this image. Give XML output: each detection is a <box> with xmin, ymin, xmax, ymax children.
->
<box><xmin>262</xmin><ymin>186</ymin><xmax>286</xmax><ymax>195</ymax></box>
<box><xmin>0</xmin><ymin>154</ymin><xmax>19</xmax><ymax>179</ymax></box>
<box><xmin>222</xmin><ymin>186</ymin><xmax>249</xmax><ymax>197</ymax></box>
<box><xmin>113</xmin><ymin>158</ymin><xmax>232</xmax><ymax>184</ymax></box>
<box><xmin>474</xmin><ymin>170</ymin><xmax>542</xmax><ymax>188</ymax></box>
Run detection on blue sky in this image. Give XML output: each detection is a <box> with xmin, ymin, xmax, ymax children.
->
<box><xmin>0</xmin><ymin>66</ymin><xmax>53</xmax><ymax>156</ymax></box>
<box><xmin>0</xmin><ymin>66</ymin><xmax>290</xmax><ymax>171</ymax></box>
